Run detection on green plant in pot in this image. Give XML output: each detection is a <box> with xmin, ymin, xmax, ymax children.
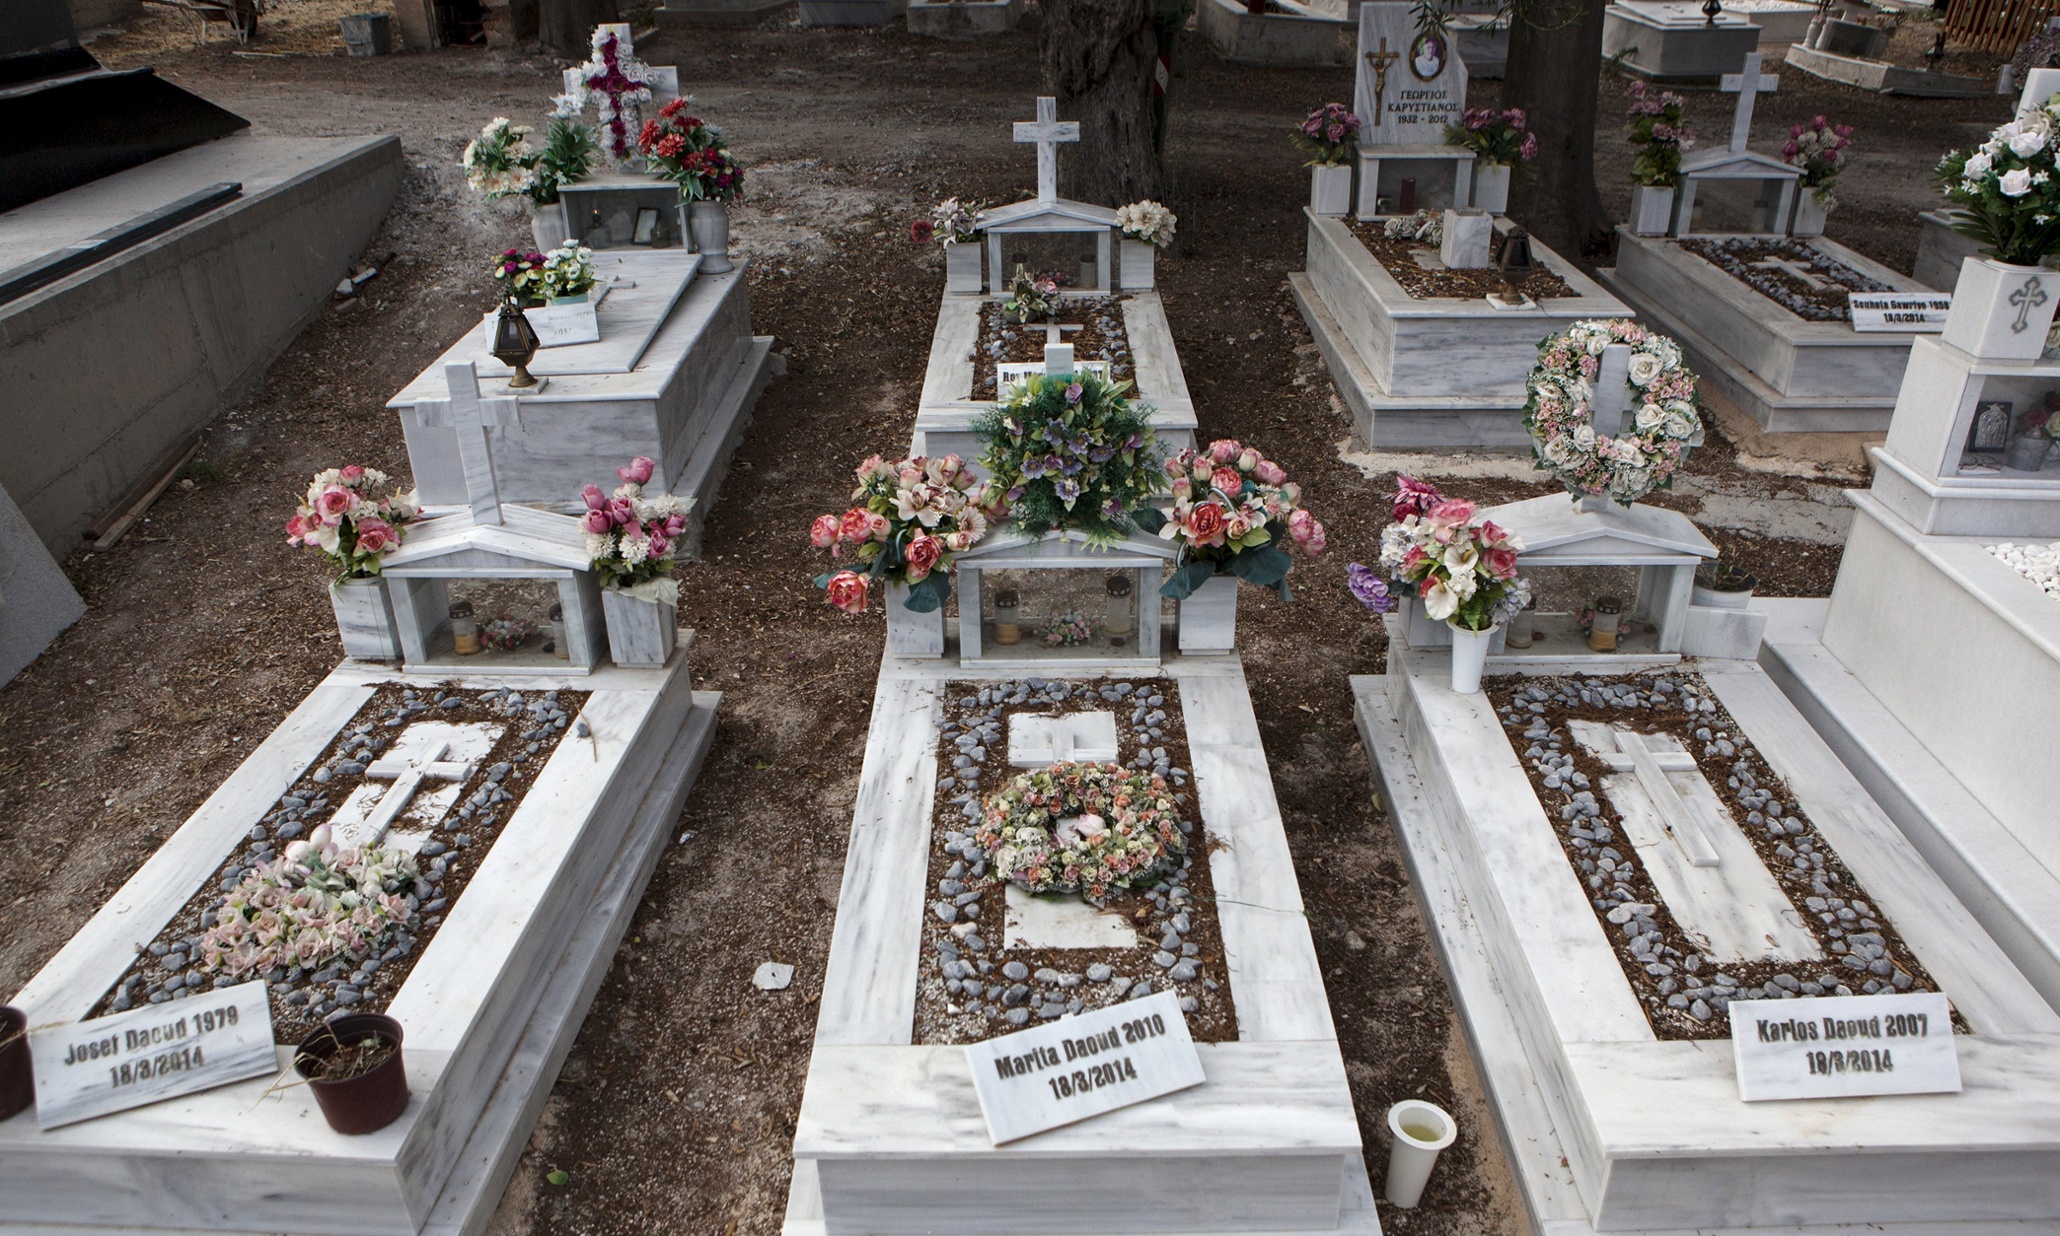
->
<box><xmin>1002</xmin><ymin>264</ymin><xmax>1060</xmax><ymax>325</ymax></box>
<box><xmin>1692</xmin><ymin>560</ymin><xmax>1757</xmax><ymax>609</ymax></box>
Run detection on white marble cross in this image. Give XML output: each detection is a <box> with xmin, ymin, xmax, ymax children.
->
<box><xmin>445</xmin><ymin>362</ymin><xmax>514</xmax><ymax>527</ymax></box>
<box><xmin>1588</xmin><ymin>730</ymin><xmax>1721</xmax><ymax>868</ymax></box>
<box><xmin>1718</xmin><ymin>53</ymin><xmax>1779</xmax><ymax>155</ymax></box>
<box><xmin>1014</xmin><ymin>96</ymin><xmax>1080</xmax><ymax>203</ymax></box>
<box><xmin>335</xmin><ymin>742</ymin><xmax>477</xmax><ymax>851</ymax></box>
<box><xmin>1750</xmin><ymin>255</ymin><xmax>1828</xmax><ymax>290</ymax></box>
<box><xmin>1588</xmin><ymin>342</ymin><xmax>1634</xmax><ymax>438</ymax></box>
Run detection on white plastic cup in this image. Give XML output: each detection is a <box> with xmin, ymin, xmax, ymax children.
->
<box><xmin>1383</xmin><ymin>1099</ymin><xmax>1457</xmax><ymax>1208</ymax></box>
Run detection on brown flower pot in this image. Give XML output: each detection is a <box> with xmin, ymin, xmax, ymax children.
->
<box><xmin>0</xmin><ymin>1007</ymin><xmax>32</xmax><ymax>1123</ymax></box>
<box><xmin>294</xmin><ymin>1013</ymin><xmax>409</xmax><ymax>1135</ymax></box>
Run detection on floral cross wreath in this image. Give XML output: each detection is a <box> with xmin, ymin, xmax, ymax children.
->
<box><xmin>1522</xmin><ymin>318</ymin><xmax>1703</xmax><ymax>506</ymax></box>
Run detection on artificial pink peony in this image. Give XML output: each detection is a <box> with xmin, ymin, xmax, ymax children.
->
<box><xmin>1211</xmin><ymin>466</ymin><xmax>1245</xmax><ymax>498</ymax></box>
<box><xmin>583</xmin><ymin>510</ymin><xmax>614</xmax><ymax>535</ymax></box>
<box><xmin>825</xmin><ymin>570</ymin><xmax>870</xmax><ymax>614</ymax></box>
<box><xmin>904</xmin><ymin>533</ymin><xmax>944</xmax><ymax>582</ymax></box>
<box><xmin>810</xmin><ymin>514</ymin><xmax>841</xmax><ymax>548</ymax></box>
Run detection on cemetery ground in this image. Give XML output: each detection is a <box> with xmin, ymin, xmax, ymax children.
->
<box><xmin>0</xmin><ymin>12</ymin><xmax>2028</xmax><ymax>1234</ymax></box>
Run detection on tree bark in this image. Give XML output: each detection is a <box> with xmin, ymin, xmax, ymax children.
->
<box><xmin>539</xmin><ymin>0</ymin><xmax>617</xmax><ymax>57</ymax></box>
<box><xmin>1502</xmin><ymin>0</ymin><xmax>1610</xmax><ymax>260</ymax></box>
<box><xmin>1041</xmin><ymin>0</ymin><xmax>1166</xmax><ymax>204</ymax></box>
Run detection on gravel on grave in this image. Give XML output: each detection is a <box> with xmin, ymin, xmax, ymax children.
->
<box><xmin>1344</xmin><ymin>220</ymin><xmax>1576</xmax><ymax>300</ymax></box>
<box><xmin>1990</xmin><ymin>540</ymin><xmax>2060</xmax><ymax>600</ymax></box>
<box><xmin>912</xmin><ymin>677</ymin><xmax>1237</xmax><ymax>1045</ymax></box>
<box><xmin>88</xmin><ymin>682</ymin><xmax>587</xmax><ymax>1045</ymax></box>
<box><xmin>1485</xmin><ymin>671</ymin><xmax>1956</xmax><ymax>1041</ymax></box>
<box><xmin>971</xmin><ymin>297</ymin><xmax>1135</xmax><ymax>401</ymax></box>
<box><xmin>1678</xmin><ymin>237</ymin><xmax>1892</xmax><ymax>322</ymax></box>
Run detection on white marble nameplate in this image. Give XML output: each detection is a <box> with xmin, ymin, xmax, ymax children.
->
<box><xmin>29</xmin><ymin>981</ymin><xmax>277</xmax><ymax>1130</ymax></box>
<box><xmin>1731</xmin><ymin>992</ymin><xmax>1960</xmax><ymax>1102</ymax></box>
<box><xmin>964</xmin><ymin>989</ymin><xmax>1204</xmax><ymax>1144</ymax></box>
<box><xmin>1848</xmin><ymin>292</ymin><xmax>1951</xmax><ymax>333</ymax></box>
<box><xmin>1007</xmin><ymin>711</ymin><xmax>1119</xmax><ymax>768</ymax></box>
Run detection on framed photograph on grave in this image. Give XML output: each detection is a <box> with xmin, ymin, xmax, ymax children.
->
<box><xmin>633</xmin><ymin>207</ymin><xmax>659</xmax><ymax>246</ymax></box>
<box><xmin>1409</xmin><ymin>30</ymin><xmax>1447</xmax><ymax>79</ymax></box>
<box><xmin>1968</xmin><ymin>400</ymin><xmax>2013</xmax><ymax>454</ymax></box>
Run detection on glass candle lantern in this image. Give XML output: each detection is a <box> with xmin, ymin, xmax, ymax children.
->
<box><xmin>547</xmin><ymin>602</ymin><xmax>569</xmax><ymax>660</ymax></box>
<box><xmin>1105</xmin><ymin>573</ymin><xmax>1134</xmax><ymax>647</ymax></box>
<box><xmin>1504</xmin><ymin>597</ymin><xmax>1537</xmax><ymax>649</ymax></box>
<box><xmin>1587</xmin><ymin>595</ymin><xmax>1623</xmax><ymax>653</ymax></box>
<box><xmin>994</xmin><ymin>589</ymin><xmax>1022</xmax><ymax>646</ymax></box>
<box><xmin>450</xmin><ymin>600</ymin><xmax>481</xmax><ymax>655</ymax></box>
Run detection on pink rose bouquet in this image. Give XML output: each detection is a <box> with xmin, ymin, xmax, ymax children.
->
<box><xmin>1139</xmin><ymin>438</ymin><xmax>1325</xmax><ymax>601</ymax></box>
<box><xmin>1295</xmin><ymin>102</ymin><xmax>1361</xmax><ymax>167</ymax></box>
<box><xmin>1376</xmin><ymin>476</ymin><xmax>1530</xmax><ymax>632</ymax></box>
<box><xmin>579</xmin><ymin>456</ymin><xmax>688</xmax><ymax>605</ymax></box>
<box><xmin>808</xmin><ymin>453</ymin><xmax>1003</xmax><ymax>614</ymax></box>
<box><xmin>287</xmin><ymin>466</ymin><xmax>420</xmax><ymax>580</ymax></box>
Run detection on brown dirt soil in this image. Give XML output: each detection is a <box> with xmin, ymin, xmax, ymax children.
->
<box><xmin>1346</xmin><ymin>219</ymin><xmax>1577</xmax><ymax>300</ymax></box>
<box><xmin>0</xmin><ymin>10</ymin><xmax>1984</xmax><ymax>1236</ymax></box>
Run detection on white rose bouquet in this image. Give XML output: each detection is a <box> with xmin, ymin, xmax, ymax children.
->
<box><xmin>1115</xmin><ymin>200</ymin><xmax>1178</xmax><ymax>249</ymax></box>
<box><xmin>1938</xmin><ymin>97</ymin><xmax>2060</xmax><ymax>266</ymax></box>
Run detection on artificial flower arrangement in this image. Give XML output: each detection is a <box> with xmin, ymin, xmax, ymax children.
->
<box><xmin>913</xmin><ymin>196</ymin><xmax>981</xmax><ymax>245</ymax></box>
<box><xmin>1444</xmin><ymin>107</ymin><xmax>1539</xmax><ymax>174</ymax></box>
<box><xmin>976</xmin><ymin>761</ymin><xmax>1187</xmax><ymax>900</ymax></box>
<box><xmin>1115</xmin><ymin>199</ymin><xmax>1178</xmax><ymax>249</ymax></box>
<box><xmin>198</xmin><ymin>823</ymin><xmax>422</xmax><ymax>981</ymax></box>
<box><xmin>579</xmin><ymin>26</ymin><xmax>655</xmax><ymax>160</ymax></box>
<box><xmin>492</xmin><ymin>248</ymin><xmax>549</xmax><ymax>303</ymax></box>
<box><xmin>1624</xmin><ymin>81</ymin><xmax>1695</xmax><ymax>188</ymax></box>
<box><xmin>972</xmin><ymin>370</ymin><xmax>1163</xmax><ymax>543</ymax></box>
<box><xmin>1383</xmin><ymin>210</ymin><xmax>1442</xmax><ymax>243</ymax></box>
<box><xmin>481</xmin><ymin>617</ymin><xmax>536</xmax><ymax>651</ymax></box>
<box><xmin>1133</xmin><ymin>438</ymin><xmax>1326</xmax><ymax>601</ymax></box>
<box><xmin>1042</xmin><ymin>611</ymin><xmax>1099</xmax><ymax>646</ymax></box>
<box><xmin>809</xmin><ymin>453</ymin><xmax>1001</xmax><ymax>615</ymax></box>
<box><xmin>287</xmin><ymin>466</ymin><xmax>420</xmax><ymax>580</ymax></box>
<box><xmin>1373</xmin><ymin>476</ymin><xmax>1530</xmax><ymax>632</ymax></box>
<box><xmin>1295</xmin><ymin>102</ymin><xmax>1361</xmax><ymax>167</ymax></box>
<box><xmin>1523</xmin><ymin>318</ymin><xmax>1703</xmax><ymax>506</ymax></box>
<box><xmin>1783</xmin><ymin>115</ymin><xmax>1854</xmax><ymax>209</ymax></box>
<box><xmin>1002</xmin><ymin>263</ymin><xmax>1061</xmax><ymax>322</ymax></box>
<box><xmin>540</xmin><ymin>243</ymin><xmax>597</xmax><ymax>301</ymax></box>
<box><xmin>1937</xmin><ymin>96</ymin><xmax>2060</xmax><ymax>266</ymax></box>
<box><xmin>637</xmin><ymin>98</ymin><xmax>744</xmax><ymax>202</ymax></box>
<box><xmin>461</xmin><ymin>106</ymin><xmax>598</xmax><ymax>207</ymax></box>
<box><xmin>579</xmin><ymin>456</ymin><xmax>688</xmax><ymax>606</ymax></box>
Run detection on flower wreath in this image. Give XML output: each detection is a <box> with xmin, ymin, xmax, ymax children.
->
<box><xmin>975</xmin><ymin>761</ymin><xmax>1187</xmax><ymax>900</ymax></box>
<box><xmin>1522</xmin><ymin>318</ymin><xmax>1703</xmax><ymax>506</ymax></box>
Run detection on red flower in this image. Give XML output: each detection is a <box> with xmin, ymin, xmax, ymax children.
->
<box><xmin>910</xmin><ymin>219</ymin><xmax>935</xmax><ymax>244</ymax></box>
<box><xmin>1186</xmin><ymin>502</ymin><xmax>1230</xmax><ymax>548</ymax></box>
<box><xmin>904</xmin><ymin>533</ymin><xmax>944</xmax><ymax>582</ymax></box>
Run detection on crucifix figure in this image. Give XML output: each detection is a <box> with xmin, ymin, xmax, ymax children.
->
<box><xmin>1364</xmin><ymin>37</ymin><xmax>1400</xmax><ymax>124</ymax></box>
<box><xmin>333</xmin><ymin>741</ymin><xmax>477</xmax><ymax>851</ymax></box>
<box><xmin>1589</xmin><ymin>730</ymin><xmax>1722</xmax><ymax>868</ymax></box>
<box><xmin>1013</xmin><ymin>96</ymin><xmax>1080</xmax><ymax>204</ymax></box>
<box><xmin>1717</xmin><ymin>53</ymin><xmax>1779</xmax><ymax>155</ymax></box>
<box><xmin>2011</xmin><ymin>275</ymin><xmax>2050</xmax><ymax>334</ymax></box>
<box><xmin>1750</xmin><ymin>255</ymin><xmax>1829</xmax><ymax>291</ymax></box>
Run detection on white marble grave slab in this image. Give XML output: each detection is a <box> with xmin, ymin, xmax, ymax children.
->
<box><xmin>28</xmin><ymin>982</ymin><xmax>275</xmax><ymax>1132</ymax></box>
<box><xmin>1006</xmin><ymin>710</ymin><xmax>1119</xmax><ymax>767</ymax></box>
<box><xmin>964</xmin><ymin>989</ymin><xmax>1205</xmax><ymax>1143</ymax></box>
<box><xmin>1003</xmin><ymin>883</ymin><xmax>1140</xmax><ymax>950</ymax></box>
<box><xmin>325</xmin><ymin>719</ymin><xmax>501</xmax><ymax>852</ymax></box>
<box><xmin>1568</xmin><ymin>719</ymin><xmax>1820</xmax><ymax>962</ymax></box>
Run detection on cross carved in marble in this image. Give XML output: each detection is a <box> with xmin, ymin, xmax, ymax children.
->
<box><xmin>1590</xmin><ymin>729</ymin><xmax>1722</xmax><ymax>868</ymax></box>
<box><xmin>1013</xmin><ymin>96</ymin><xmax>1080</xmax><ymax>203</ymax></box>
<box><xmin>1749</xmin><ymin>255</ymin><xmax>1829</xmax><ymax>291</ymax></box>
<box><xmin>1717</xmin><ymin>53</ymin><xmax>1779</xmax><ymax>155</ymax></box>
<box><xmin>335</xmin><ymin>741</ymin><xmax>477</xmax><ymax>851</ymax></box>
<box><xmin>445</xmin><ymin>362</ymin><xmax>516</xmax><ymax>527</ymax></box>
<box><xmin>2011</xmin><ymin>275</ymin><xmax>2050</xmax><ymax>334</ymax></box>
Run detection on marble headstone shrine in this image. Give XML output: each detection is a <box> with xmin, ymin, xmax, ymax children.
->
<box><xmin>1352</xmin><ymin>2</ymin><xmax>1474</xmax><ymax>217</ymax></box>
<box><xmin>1598</xmin><ymin>55</ymin><xmax>1938</xmax><ymax>434</ymax></box>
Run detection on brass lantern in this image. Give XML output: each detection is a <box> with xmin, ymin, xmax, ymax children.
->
<box><xmin>491</xmin><ymin>298</ymin><xmax>541</xmax><ymax>389</ymax></box>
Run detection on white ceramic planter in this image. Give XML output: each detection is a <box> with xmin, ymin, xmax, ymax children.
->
<box><xmin>331</xmin><ymin>577</ymin><xmax>401</xmax><ymax>661</ymax></box>
<box><xmin>2006</xmin><ymin>433</ymin><xmax>2054</xmax><ymax>472</ymax></box>
<box><xmin>1383</xmin><ymin>1099</ymin><xmax>1457</xmax><ymax>1208</ymax></box>
<box><xmin>689</xmin><ymin>200</ymin><xmax>734</xmax><ymax>274</ymax></box>
<box><xmin>1629</xmin><ymin>184</ymin><xmax>1675</xmax><ymax>237</ymax></box>
<box><xmin>1119</xmin><ymin>238</ymin><xmax>1156</xmax><ymax>290</ymax></box>
<box><xmin>886</xmin><ymin>582</ymin><xmax>946</xmax><ymax>657</ymax></box>
<box><xmin>1178</xmin><ymin>574</ymin><xmax>1238</xmax><ymax>655</ymax></box>
<box><xmin>1310</xmin><ymin>163</ymin><xmax>1353</xmax><ymax>216</ymax></box>
<box><xmin>531</xmin><ymin>200</ymin><xmax>572</xmax><ymax>252</ymax></box>
<box><xmin>1446</xmin><ymin>621</ymin><xmax>1497</xmax><ymax>694</ymax></box>
<box><xmin>1941</xmin><ymin>256</ymin><xmax>2060</xmax><ymax>361</ymax></box>
<box><xmin>1791</xmin><ymin>192</ymin><xmax>1828</xmax><ymax>237</ymax></box>
<box><xmin>1691</xmin><ymin>583</ymin><xmax>1755</xmax><ymax>610</ymax></box>
<box><xmin>945</xmin><ymin>240</ymin><xmax>983</xmax><ymax>293</ymax></box>
<box><xmin>1472</xmin><ymin>163</ymin><xmax>1512</xmax><ymax>215</ymax></box>
<box><xmin>600</xmin><ymin>588</ymin><xmax>678</xmax><ymax>668</ymax></box>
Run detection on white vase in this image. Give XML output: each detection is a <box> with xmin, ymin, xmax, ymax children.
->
<box><xmin>1791</xmin><ymin>192</ymin><xmax>1828</xmax><ymax>237</ymax></box>
<box><xmin>1446</xmin><ymin>620</ymin><xmax>1498</xmax><ymax>695</ymax></box>
<box><xmin>1472</xmin><ymin>163</ymin><xmax>1512</xmax><ymax>214</ymax></box>
<box><xmin>1629</xmin><ymin>184</ymin><xmax>1675</xmax><ymax>236</ymax></box>
<box><xmin>886</xmin><ymin>582</ymin><xmax>946</xmax><ymax>657</ymax></box>
<box><xmin>600</xmin><ymin>588</ymin><xmax>678</xmax><ymax>668</ymax></box>
<box><xmin>531</xmin><ymin>200</ymin><xmax>571</xmax><ymax>252</ymax></box>
<box><xmin>1119</xmin><ymin>238</ymin><xmax>1156</xmax><ymax>290</ymax></box>
<box><xmin>1383</xmin><ymin>1099</ymin><xmax>1457</xmax><ymax>1208</ymax></box>
<box><xmin>1310</xmin><ymin>163</ymin><xmax>1353</xmax><ymax>216</ymax></box>
<box><xmin>689</xmin><ymin>200</ymin><xmax>733</xmax><ymax>274</ymax></box>
<box><xmin>1691</xmin><ymin>582</ymin><xmax>1756</xmax><ymax>610</ymax></box>
<box><xmin>1178</xmin><ymin>574</ymin><xmax>1238</xmax><ymax>655</ymax></box>
<box><xmin>1941</xmin><ymin>256</ymin><xmax>2060</xmax><ymax>361</ymax></box>
<box><xmin>945</xmin><ymin>240</ymin><xmax>983</xmax><ymax>293</ymax></box>
<box><xmin>330</xmin><ymin>578</ymin><xmax>401</xmax><ymax>661</ymax></box>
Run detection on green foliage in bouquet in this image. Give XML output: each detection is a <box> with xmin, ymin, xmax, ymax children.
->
<box><xmin>972</xmin><ymin>371</ymin><xmax>1164</xmax><ymax>543</ymax></box>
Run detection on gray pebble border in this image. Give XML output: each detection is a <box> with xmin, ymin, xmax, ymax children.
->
<box><xmin>973</xmin><ymin>298</ymin><xmax>1134</xmax><ymax>400</ymax></box>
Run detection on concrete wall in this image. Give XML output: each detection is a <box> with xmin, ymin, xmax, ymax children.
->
<box><xmin>0</xmin><ymin>134</ymin><xmax>404</xmax><ymax>554</ymax></box>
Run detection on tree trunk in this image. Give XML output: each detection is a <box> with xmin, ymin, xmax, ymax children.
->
<box><xmin>539</xmin><ymin>0</ymin><xmax>617</xmax><ymax>57</ymax></box>
<box><xmin>1041</xmin><ymin>0</ymin><xmax>1166</xmax><ymax>204</ymax></box>
<box><xmin>1502</xmin><ymin>0</ymin><xmax>1609</xmax><ymax>260</ymax></box>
